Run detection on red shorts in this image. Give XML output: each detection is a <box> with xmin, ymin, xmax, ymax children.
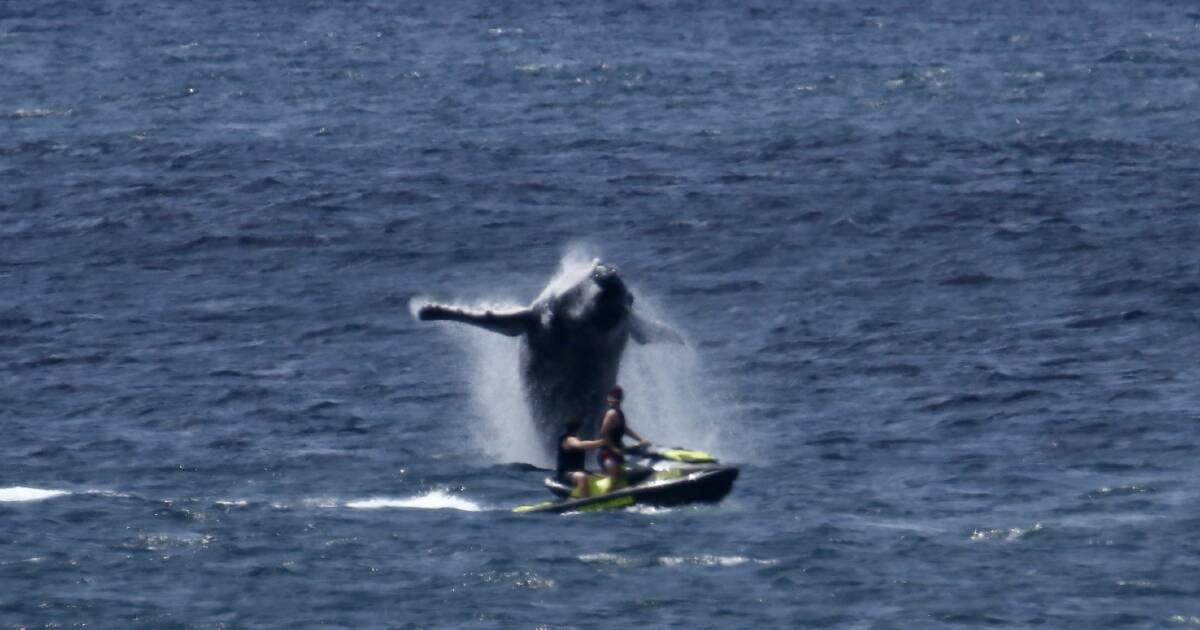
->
<box><xmin>598</xmin><ymin>447</ymin><xmax>624</xmax><ymax>469</ymax></box>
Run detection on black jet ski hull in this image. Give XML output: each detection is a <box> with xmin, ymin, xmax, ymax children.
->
<box><xmin>514</xmin><ymin>467</ymin><xmax>739</xmax><ymax>514</ymax></box>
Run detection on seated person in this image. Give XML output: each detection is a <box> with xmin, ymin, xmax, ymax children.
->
<box><xmin>556</xmin><ymin>417</ymin><xmax>605</xmax><ymax>498</ymax></box>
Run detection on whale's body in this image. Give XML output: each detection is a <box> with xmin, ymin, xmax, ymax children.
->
<box><xmin>417</xmin><ymin>261</ymin><xmax>682</xmax><ymax>456</ymax></box>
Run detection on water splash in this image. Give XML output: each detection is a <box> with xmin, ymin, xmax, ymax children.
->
<box><xmin>411</xmin><ymin>287</ymin><xmax>542</xmax><ymax>464</ymax></box>
<box><xmin>533</xmin><ymin>242</ymin><xmax>602</xmax><ymax>304</ymax></box>
<box><xmin>0</xmin><ymin>486</ymin><xmax>69</xmax><ymax>502</ymax></box>
<box><xmin>458</xmin><ymin>301</ymin><xmax>545</xmax><ymax>466</ymax></box>
<box><xmin>619</xmin><ymin>289</ymin><xmax>738</xmax><ymax>461</ymax></box>
<box><xmin>346</xmin><ymin>489</ymin><xmax>483</xmax><ymax>512</ymax></box>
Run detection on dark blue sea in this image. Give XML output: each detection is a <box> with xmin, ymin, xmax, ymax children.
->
<box><xmin>4</xmin><ymin>1</ymin><xmax>1200</xmax><ymax>627</ymax></box>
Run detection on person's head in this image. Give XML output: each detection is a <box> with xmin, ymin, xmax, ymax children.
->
<box><xmin>564</xmin><ymin>417</ymin><xmax>583</xmax><ymax>435</ymax></box>
<box><xmin>607</xmin><ymin>385</ymin><xmax>624</xmax><ymax>406</ymax></box>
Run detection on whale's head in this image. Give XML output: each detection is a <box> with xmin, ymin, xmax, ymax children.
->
<box><xmin>590</xmin><ymin>262</ymin><xmax>627</xmax><ymax>296</ymax></box>
<box><xmin>588</xmin><ymin>262</ymin><xmax>633</xmax><ymax>330</ymax></box>
<box><xmin>536</xmin><ymin>259</ymin><xmax>635</xmax><ymax>332</ymax></box>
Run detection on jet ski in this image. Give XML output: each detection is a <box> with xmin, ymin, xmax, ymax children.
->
<box><xmin>513</xmin><ymin>443</ymin><xmax>739</xmax><ymax>514</ymax></box>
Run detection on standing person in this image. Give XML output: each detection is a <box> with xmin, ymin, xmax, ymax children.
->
<box><xmin>597</xmin><ymin>385</ymin><xmax>647</xmax><ymax>490</ymax></box>
<box><xmin>556</xmin><ymin>417</ymin><xmax>605</xmax><ymax>498</ymax></box>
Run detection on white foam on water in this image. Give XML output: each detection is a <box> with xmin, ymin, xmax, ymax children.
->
<box><xmin>657</xmin><ymin>555</ymin><xmax>777</xmax><ymax>567</ymax></box>
<box><xmin>131</xmin><ymin>533</ymin><xmax>216</xmax><ymax>551</ymax></box>
<box><xmin>0</xmin><ymin>486</ymin><xmax>69</xmax><ymax>502</ymax></box>
<box><xmin>578</xmin><ymin>552</ymin><xmax>633</xmax><ymax>565</ymax></box>
<box><xmin>346</xmin><ymin>489</ymin><xmax>483</xmax><ymax>512</ymax></box>
<box><xmin>626</xmin><ymin>504</ymin><xmax>676</xmax><ymax>516</ymax></box>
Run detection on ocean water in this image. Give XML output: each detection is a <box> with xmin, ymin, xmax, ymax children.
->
<box><xmin>3</xmin><ymin>1</ymin><xmax>1200</xmax><ymax>627</ymax></box>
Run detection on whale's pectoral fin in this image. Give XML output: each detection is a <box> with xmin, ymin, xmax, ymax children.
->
<box><xmin>629</xmin><ymin>314</ymin><xmax>685</xmax><ymax>345</ymax></box>
<box><xmin>417</xmin><ymin>303</ymin><xmax>537</xmax><ymax>337</ymax></box>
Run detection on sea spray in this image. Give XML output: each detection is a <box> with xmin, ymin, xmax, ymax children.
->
<box><xmin>533</xmin><ymin>243</ymin><xmax>603</xmax><ymax>305</ymax></box>
<box><xmin>618</xmin><ymin>291</ymin><xmax>738</xmax><ymax>460</ymax></box>
<box><xmin>460</xmin><ymin>308</ymin><xmax>545</xmax><ymax>466</ymax></box>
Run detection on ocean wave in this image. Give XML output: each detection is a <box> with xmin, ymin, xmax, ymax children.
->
<box><xmin>1064</xmin><ymin>309</ymin><xmax>1150</xmax><ymax>329</ymax></box>
<box><xmin>923</xmin><ymin>385</ymin><xmax>1064</xmax><ymax>412</ymax></box>
<box><xmin>1098</xmin><ymin>48</ymin><xmax>1178</xmax><ymax>64</ymax></box>
<box><xmin>0</xmin><ymin>309</ymin><xmax>35</xmax><ymax>329</ymax></box>
<box><xmin>939</xmin><ymin>272</ymin><xmax>998</xmax><ymax>287</ymax></box>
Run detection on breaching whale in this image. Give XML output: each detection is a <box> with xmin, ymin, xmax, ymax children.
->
<box><xmin>416</xmin><ymin>260</ymin><xmax>683</xmax><ymax>457</ymax></box>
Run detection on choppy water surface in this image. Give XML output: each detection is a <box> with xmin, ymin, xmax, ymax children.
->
<box><xmin>3</xmin><ymin>1</ymin><xmax>1200</xmax><ymax>627</ymax></box>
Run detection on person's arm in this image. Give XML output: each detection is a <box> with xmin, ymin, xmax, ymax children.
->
<box><xmin>563</xmin><ymin>436</ymin><xmax>605</xmax><ymax>451</ymax></box>
<box><xmin>625</xmin><ymin>425</ymin><xmax>645</xmax><ymax>444</ymax></box>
